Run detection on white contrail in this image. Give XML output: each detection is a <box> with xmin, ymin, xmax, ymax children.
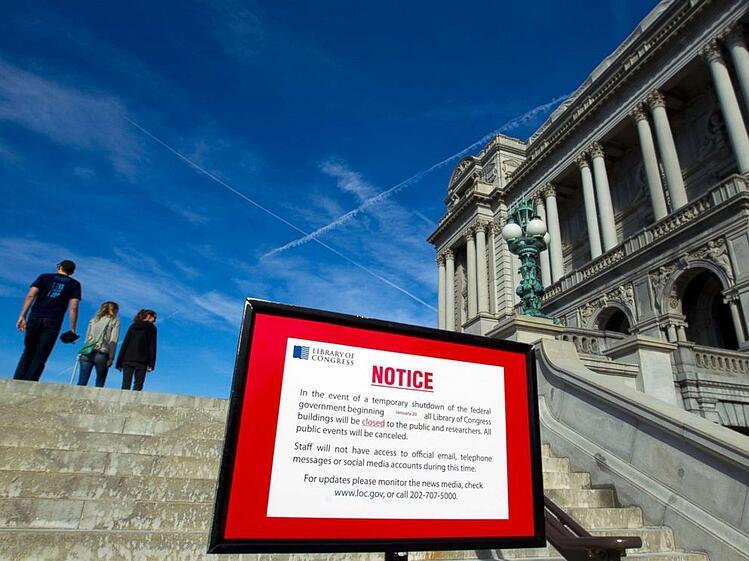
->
<box><xmin>263</xmin><ymin>93</ymin><xmax>569</xmax><ymax>258</ymax></box>
<box><xmin>125</xmin><ymin>118</ymin><xmax>436</xmax><ymax>311</ymax></box>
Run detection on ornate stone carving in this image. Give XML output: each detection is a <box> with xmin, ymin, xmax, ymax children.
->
<box><xmin>474</xmin><ymin>221</ymin><xmax>488</xmax><ymax>234</ymax></box>
<box><xmin>541</xmin><ymin>183</ymin><xmax>556</xmax><ymax>199</ymax></box>
<box><xmin>612</xmin><ymin>284</ymin><xmax>634</xmax><ymax>309</ymax></box>
<box><xmin>649</xmin><ymin>265</ymin><xmax>675</xmax><ymax>307</ymax></box>
<box><xmin>575</xmin><ymin>154</ymin><xmax>590</xmax><ymax>169</ymax></box>
<box><xmin>578</xmin><ymin>283</ymin><xmax>635</xmax><ymax>328</ymax></box>
<box><xmin>436</xmin><ymin>253</ymin><xmax>445</xmax><ymax>266</ymax></box>
<box><xmin>630</xmin><ymin>104</ymin><xmax>648</xmax><ymax>122</ymax></box>
<box><xmin>722</xmin><ymin>26</ymin><xmax>746</xmax><ymax>48</ymax></box>
<box><xmin>579</xmin><ymin>302</ymin><xmax>596</xmax><ymax>327</ymax></box>
<box><xmin>589</xmin><ymin>142</ymin><xmax>605</xmax><ymax>159</ymax></box>
<box><xmin>646</xmin><ymin>90</ymin><xmax>666</xmax><ymax>109</ymax></box>
<box><xmin>444</xmin><ymin>249</ymin><xmax>454</xmax><ymax>261</ymax></box>
<box><xmin>464</xmin><ymin>226</ymin><xmax>475</xmax><ymax>242</ymax></box>
<box><xmin>701</xmin><ymin>39</ymin><xmax>723</xmax><ymax>63</ymax></box>
<box><xmin>689</xmin><ymin>238</ymin><xmax>734</xmax><ymax>281</ymax></box>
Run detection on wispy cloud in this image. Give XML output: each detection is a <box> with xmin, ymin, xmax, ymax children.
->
<box><xmin>0</xmin><ymin>237</ymin><xmax>240</xmax><ymax>329</ymax></box>
<box><xmin>126</xmin><ymin>118</ymin><xmax>436</xmax><ymax>311</ymax></box>
<box><xmin>202</xmin><ymin>0</ymin><xmax>339</xmax><ymax>70</ymax></box>
<box><xmin>320</xmin><ymin>160</ymin><xmax>377</xmax><ymax>202</ymax></box>
<box><xmin>0</xmin><ymin>58</ymin><xmax>140</xmax><ymax>177</ymax></box>
<box><xmin>264</xmin><ymin>93</ymin><xmax>570</xmax><ymax>257</ymax></box>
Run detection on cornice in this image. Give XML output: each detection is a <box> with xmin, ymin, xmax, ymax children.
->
<box><xmin>504</xmin><ymin>0</ymin><xmax>710</xmax><ymax>187</ymax></box>
<box><xmin>427</xmin><ymin>190</ymin><xmax>500</xmax><ymax>245</ymax></box>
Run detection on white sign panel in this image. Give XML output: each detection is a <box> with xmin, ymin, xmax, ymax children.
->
<box><xmin>266</xmin><ymin>337</ymin><xmax>508</xmax><ymax>520</ymax></box>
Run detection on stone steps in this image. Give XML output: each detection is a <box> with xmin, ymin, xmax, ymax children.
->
<box><xmin>0</xmin><ymin>446</ymin><xmax>220</xmax><ymax>479</ymax></box>
<box><xmin>0</xmin><ymin>379</ymin><xmax>710</xmax><ymax>560</ymax></box>
<box><xmin>0</xmin><ymin>471</ymin><xmax>217</xmax><ymax>503</ymax></box>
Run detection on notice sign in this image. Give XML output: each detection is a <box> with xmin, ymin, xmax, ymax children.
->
<box><xmin>268</xmin><ymin>338</ymin><xmax>508</xmax><ymax>520</ymax></box>
<box><xmin>209</xmin><ymin>300</ymin><xmax>544</xmax><ymax>554</ymax></box>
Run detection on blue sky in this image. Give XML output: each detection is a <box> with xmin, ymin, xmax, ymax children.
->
<box><xmin>0</xmin><ymin>0</ymin><xmax>657</xmax><ymax>397</ymax></box>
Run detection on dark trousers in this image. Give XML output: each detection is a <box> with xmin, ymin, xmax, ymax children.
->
<box><xmin>14</xmin><ymin>318</ymin><xmax>62</xmax><ymax>381</ymax></box>
<box><xmin>122</xmin><ymin>362</ymin><xmax>147</xmax><ymax>391</ymax></box>
<box><xmin>77</xmin><ymin>352</ymin><xmax>109</xmax><ymax>387</ymax></box>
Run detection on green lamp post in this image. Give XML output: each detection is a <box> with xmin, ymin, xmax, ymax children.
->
<box><xmin>501</xmin><ymin>198</ymin><xmax>559</xmax><ymax>323</ymax></box>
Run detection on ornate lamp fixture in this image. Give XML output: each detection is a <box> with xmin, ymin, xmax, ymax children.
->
<box><xmin>501</xmin><ymin>198</ymin><xmax>558</xmax><ymax>322</ymax></box>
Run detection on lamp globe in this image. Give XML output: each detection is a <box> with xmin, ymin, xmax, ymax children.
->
<box><xmin>502</xmin><ymin>222</ymin><xmax>522</xmax><ymax>241</ymax></box>
<box><xmin>526</xmin><ymin>218</ymin><xmax>547</xmax><ymax>236</ymax></box>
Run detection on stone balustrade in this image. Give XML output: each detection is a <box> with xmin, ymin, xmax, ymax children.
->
<box><xmin>542</xmin><ymin>174</ymin><xmax>749</xmax><ymax>304</ymax></box>
<box><xmin>558</xmin><ymin>327</ymin><xmax>627</xmax><ymax>356</ymax></box>
<box><xmin>693</xmin><ymin>344</ymin><xmax>749</xmax><ymax>375</ymax></box>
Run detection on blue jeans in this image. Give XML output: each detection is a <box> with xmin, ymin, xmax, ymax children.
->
<box><xmin>77</xmin><ymin>351</ymin><xmax>109</xmax><ymax>387</ymax></box>
<box><xmin>14</xmin><ymin>317</ymin><xmax>62</xmax><ymax>381</ymax></box>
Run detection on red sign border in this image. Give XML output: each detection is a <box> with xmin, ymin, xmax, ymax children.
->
<box><xmin>209</xmin><ymin>299</ymin><xmax>545</xmax><ymax>554</ymax></box>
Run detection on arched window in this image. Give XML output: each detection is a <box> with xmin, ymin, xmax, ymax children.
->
<box><xmin>597</xmin><ymin>307</ymin><xmax>631</xmax><ymax>334</ymax></box>
<box><xmin>681</xmin><ymin>269</ymin><xmax>737</xmax><ymax>350</ymax></box>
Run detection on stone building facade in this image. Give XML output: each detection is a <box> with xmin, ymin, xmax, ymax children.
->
<box><xmin>428</xmin><ymin>0</ymin><xmax>749</xmax><ymax>432</ymax></box>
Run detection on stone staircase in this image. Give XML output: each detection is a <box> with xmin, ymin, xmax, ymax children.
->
<box><xmin>0</xmin><ymin>379</ymin><xmax>709</xmax><ymax>561</ymax></box>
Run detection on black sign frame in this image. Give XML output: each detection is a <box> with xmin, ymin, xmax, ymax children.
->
<box><xmin>209</xmin><ymin>298</ymin><xmax>545</xmax><ymax>554</ymax></box>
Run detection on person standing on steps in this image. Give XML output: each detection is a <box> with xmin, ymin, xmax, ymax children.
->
<box><xmin>14</xmin><ymin>260</ymin><xmax>81</xmax><ymax>382</ymax></box>
<box><xmin>77</xmin><ymin>301</ymin><xmax>121</xmax><ymax>388</ymax></box>
<box><xmin>116</xmin><ymin>309</ymin><xmax>157</xmax><ymax>391</ymax></box>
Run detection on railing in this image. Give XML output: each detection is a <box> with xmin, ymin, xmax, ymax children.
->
<box><xmin>693</xmin><ymin>344</ymin><xmax>749</xmax><ymax>375</ymax></box>
<box><xmin>545</xmin><ymin>495</ymin><xmax>642</xmax><ymax>561</ymax></box>
<box><xmin>558</xmin><ymin>328</ymin><xmax>627</xmax><ymax>356</ymax></box>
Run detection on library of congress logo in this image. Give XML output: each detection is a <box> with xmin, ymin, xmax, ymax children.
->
<box><xmin>292</xmin><ymin>345</ymin><xmax>310</xmax><ymax>360</ymax></box>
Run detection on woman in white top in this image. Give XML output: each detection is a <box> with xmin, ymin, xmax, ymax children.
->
<box><xmin>77</xmin><ymin>301</ymin><xmax>121</xmax><ymax>387</ymax></box>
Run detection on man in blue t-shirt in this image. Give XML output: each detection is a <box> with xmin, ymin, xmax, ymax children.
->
<box><xmin>14</xmin><ymin>260</ymin><xmax>82</xmax><ymax>381</ymax></box>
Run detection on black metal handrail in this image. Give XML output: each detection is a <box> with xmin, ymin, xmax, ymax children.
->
<box><xmin>544</xmin><ymin>495</ymin><xmax>642</xmax><ymax>560</ymax></box>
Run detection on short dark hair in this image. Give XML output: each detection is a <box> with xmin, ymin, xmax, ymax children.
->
<box><xmin>57</xmin><ymin>260</ymin><xmax>76</xmax><ymax>275</ymax></box>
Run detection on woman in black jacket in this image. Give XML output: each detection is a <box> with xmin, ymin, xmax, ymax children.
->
<box><xmin>116</xmin><ymin>309</ymin><xmax>157</xmax><ymax>391</ymax></box>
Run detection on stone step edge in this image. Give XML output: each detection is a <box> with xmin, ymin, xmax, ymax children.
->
<box><xmin>0</xmin><ymin>424</ymin><xmax>225</xmax><ymax>444</ymax></box>
<box><xmin>0</xmin><ymin>380</ymin><xmax>227</xmax><ymax>411</ymax></box>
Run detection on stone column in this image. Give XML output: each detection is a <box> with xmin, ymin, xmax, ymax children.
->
<box><xmin>543</xmin><ymin>184</ymin><xmax>564</xmax><ymax>282</ymax></box>
<box><xmin>676</xmin><ymin>323</ymin><xmax>687</xmax><ymax>342</ymax></box>
<box><xmin>647</xmin><ymin>90</ymin><xmax>688</xmax><ymax>210</ymax></box>
<box><xmin>466</xmin><ymin>229</ymin><xmax>478</xmax><ymax>319</ymax></box>
<box><xmin>437</xmin><ymin>254</ymin><xmax>446</xmax><ymax>329</ymax></box>
<box><xmin>445</xmin><ymin>250</ymin><xmax>455</xmax><ymax>331</ymax></box>
<box><xmin>728</xmin><ymin>298</ymin><xmax>747</xmax><ymax>345</ymax></box>
<box><xmin>487</xmin><ymin>222</ymin><xmax>497</xmax><ymax>314</ymax></box>
<box><xmin>704</xmin><ymin>40</ymin><xmax>749</xmax><ymax>174</ymax></box>
<box><xmin>589</xmin><ymin>142</ymin><xmax>618</xmax><ymax>252</ymax></box>
<box><xmin>666</xmin><ymin>323</ymin><xmax>677</xmax><ymax>343</ymax></box>
<box><xmin>725</xmin><ymin>27</ymin><xmax>749</xmax><ymax>118</ymax></box>
<box><xmin>535</xmin><ymin>198</ymin><xmax>552</xmax><ymax>287</ymax></box>
<box><xmin>511</xmin><ymin>253</ymin><xmax>522</xmax><ymax>306</ymax></box>
<box><xmin>631</xmin><ymin>105</ymin><xmax>668</xmax><ymax>221</ymax></box>
<box><xmin>475</xmin><ymin>223</ymin><xmax>490</xmax><ymax>314</ymax></box>
<box><xmin>577</xmin><ymin>155</ymin><xmax>603</xmax><ymax>259</ymax></box>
